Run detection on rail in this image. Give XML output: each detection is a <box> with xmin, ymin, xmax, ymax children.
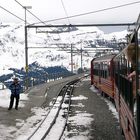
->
<box><xmin>27</xmin><ymin>78</ymin><xmax>80</xmax><ymax>140</ymax></box>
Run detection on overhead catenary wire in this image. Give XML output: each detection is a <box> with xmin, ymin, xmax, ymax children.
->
<box><xmin>60</xmin><ymin>0</ymin><xmax>75</xmax><ymax>72</ymax></box>
<box><xmin>60</xmin><ymin>0</ymin><xmax>91</xmax><ymax>59</ymax></box>
<box><xmin>14</xmin><ymin>0</ymin><xmax>46</xmax><ymax>25</ymax></box>
<box><xmin>60</xmin><ymin>0</ymin><xmax>71</xmax><ymax>24</ymax></box>
<box><xmin>60</xmin><ymin>0</ymin><xmax>71</xmax><ymax>39</ymax></box>
<box><xmin>0</xmin><ymin>5</ymin><xmax>25</xmax><ymax>22</ymax></box>
<box><xmin>14</xmin><ymin>1</ymin><xmax>58</xmax><ymax>43</ymax></box>
<box><xmin>14</xmin><ymin>0</ymin><xmax>62</xmax><ymax>42</ymax></box>
<box><xmin>30</xmin><ymin>0</ymin><xmax>140</xmax><ymax>25</ymax></box>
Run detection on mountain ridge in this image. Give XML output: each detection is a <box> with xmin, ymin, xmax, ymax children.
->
<box><xmin>0</xmin><ymin>22</ymin><xmax>129</xmax><ymax>87</ymax></box>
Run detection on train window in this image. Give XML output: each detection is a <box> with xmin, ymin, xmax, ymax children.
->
<box><xmin>100</xmin><ymin>61</ymin><xmax>108</xmax><ymax>79</ymax></box>
<box><xmin>101</xmin><ymin>62</ymin><xmax>103</xmax><ymax>77</ymax></box>
<box><xmin>104</xmin><ymin>62</ymin><xmax>108</xmax><ymax>79</ymax></box>
<box><xmin>93</xmin><ymin>62</ymin><xmax>99</xmax><ymax>76</ymax></box>
<box><xmin>102</xmin><ymin>62</ymin><xmax>105</xmax><ymax>78</ymax></box>
<box><xmin>107</xmin><ymin>62</ymin><xmax>111</xmax><ymax>77</ymax></box>
<box><xmin>120</xmin><ymin>54</ymin><xmax>128</xmax><ymax>76</ymax></box>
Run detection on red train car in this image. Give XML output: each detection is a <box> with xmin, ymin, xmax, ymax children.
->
<box><xmin>91</xmin><ymin>54</ymin><xmax>115</xmax><ymax>99</ymax></box>
<box><xmin>91</xmin><ymin>15</ymin><xmax>140</xmax><ymax>140</ymax></box>
<box><xmin>114</xmin><ymin>46</ymin><xmax>136</xmax><ymax>140</ymax></box>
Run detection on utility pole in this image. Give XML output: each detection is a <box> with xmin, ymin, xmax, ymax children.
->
<box><xmin>25</xmin><ymin>26</ymin><xmax>28</xmax><ymax>89</ymax></box>
<box><xmin>80</xmin><ymin>41</ymin><xmax>83</xmax><ymax>70</ymax></box>
<box><xmin>70</xmin><ymin>44</ymin><xmax>73</xmax><ymax>73</ymax></box>
<box><xmin>80</xmin><ymin>48</ymin><xmax>83</xmax><ymax>70</ymax></box>
<box><xmin>24</xmin><ymin>6</ymin><xmax>32</xmax><ymax>90</ymax></box>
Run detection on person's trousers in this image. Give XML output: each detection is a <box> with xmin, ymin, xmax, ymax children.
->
<box><xmin>9</xmin><ymin>94</ymin><xmax>20</xmax><ymax>109</ymax></box>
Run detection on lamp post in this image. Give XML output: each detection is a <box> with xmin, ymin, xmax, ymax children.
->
<box><xmin>23</xmin><ymin>6</ymin><xmax>32</xmax><ymax>90</ymax></box>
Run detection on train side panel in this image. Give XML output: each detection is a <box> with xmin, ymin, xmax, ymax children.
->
<box><xmin>91</xmin><ymin>55</ymin><xmax>115</xmax><ymax>98</ymax></box>
<box><xmin>91</xmin><ymin>14</ymin><xmax>140</xmax><ymax>140</ymax></box>
<box><xmin>114</xmin><ymin>49</ymin><xmax>136</xmax><ymax>140</ymax></box>
<box><xmin>91</xmin><ymin>58</ymin><xmax>100</xmax><ymax>89</ymax></box>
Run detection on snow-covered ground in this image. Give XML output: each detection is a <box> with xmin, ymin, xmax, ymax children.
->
<box><xmin>90</xmin><ymin>85</ymin><xmax>119</xmax><ymax>120</ymax></box>
<box><xmin>0</xmin><ymin>89</ymin><xmax>28</xmax><ymax>108</ymax></box>
<box><xmin>0</xmin><ymin>82</ymin><xmax>119</xmax><ymax>140</ymax></box>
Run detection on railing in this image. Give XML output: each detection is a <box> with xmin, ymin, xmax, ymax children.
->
<box><xmin>115</xmin><ymin>73</ymin><xmax>134</xmax><ymax>112</ymax></box>
<box><xmin>0</xmin><ymin>72</ymin><xmax>75</xmax><ymax>92</ymax></box>
<box><xmin>0</xmin><ymin>83</ymin><xmax>6</xmax><ymax>90</ymax></box>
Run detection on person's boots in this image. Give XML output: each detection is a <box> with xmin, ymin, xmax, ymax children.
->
<box><xmin>8</xmin><ymin>107</ymin><xmax>12</xmax><ymax>110</ymax></box>
<box><xmin>15</xmin><ymin>106</ymin><xmax>18</xmax><ymax>110</ymax></box>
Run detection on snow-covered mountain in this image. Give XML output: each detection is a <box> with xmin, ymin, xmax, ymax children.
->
<box><xmin>0</xmin><ymin>22</ymin><xmax>128</xmax><ymax>78</ymax></box>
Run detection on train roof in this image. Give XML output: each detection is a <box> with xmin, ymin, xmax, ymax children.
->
<box><xmin>92</xmin><ymin>54</ymin><xmax>116</xmax><ymax>62</ymax></box>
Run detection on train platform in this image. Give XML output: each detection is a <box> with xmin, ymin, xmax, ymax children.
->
<box><xmin>0</xmin><ymin>75</ymin><xmax>125</xmax><ymax>140</ymax></box>
<box><xmin>62</xmin><ymin>78</ymin><xmax>124</xmax><ymax>140</ymax></box>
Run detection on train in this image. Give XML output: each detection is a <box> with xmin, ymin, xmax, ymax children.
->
<box><xmin>90</xmin><ymin>17</ymin><xmax>140</xmax><ymax>140</ymax></box>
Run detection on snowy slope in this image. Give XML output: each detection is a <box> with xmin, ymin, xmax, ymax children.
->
<box><xmin>0</xmin><ymin>22</ymin><xmax>128</xmax><ymax>76</ymax></box>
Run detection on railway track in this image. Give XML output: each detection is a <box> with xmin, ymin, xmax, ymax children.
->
<box><xmin>27</xmin><ymin>78</ymin><xmax>80</xmax><ymax>140</ymax></box>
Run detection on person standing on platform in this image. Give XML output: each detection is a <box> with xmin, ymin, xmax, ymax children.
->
<box><xmin>8</xmin><ymin>78</ymin><xmax>21</xmax><ymax>110</ymax></box>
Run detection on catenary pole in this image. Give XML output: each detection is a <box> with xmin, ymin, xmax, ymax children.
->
<box><xmin>24</xmin><ymin>6</ymin><xmax>32</xmax><ymax>90</ymax></box>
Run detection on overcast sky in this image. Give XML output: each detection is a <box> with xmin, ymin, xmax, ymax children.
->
<box><xmin>0</xmin><ymin>0</ymin><xmax>140</xmax><ymax>32</ymax></box>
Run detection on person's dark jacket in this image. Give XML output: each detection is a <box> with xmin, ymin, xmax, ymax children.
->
<box><xmin>9</xmin><ymin>83</ymin><xmax>21</xmax><ymax>95</ymax></box>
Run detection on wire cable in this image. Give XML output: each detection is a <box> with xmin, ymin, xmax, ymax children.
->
<box><xmin>60</xmin><ymin>0</ymin><xmax>72</xmax><ymax>41</ymax></box>
<box><xmin>60</xmin><ymin>0</ymin><xmax>71</xmax><ymax>35</ymax></box>
<box><xmin>30</xmin><ymin>1</ymin><xmax>140</xmax><ymax>25</ymax></box>
<box><xmin>14</xmin><ymin>0</ymin><xmax>62</xmax><ymax>42</ymax></box>
<box><xmin>0</xmin><ymin>5</ymin><xmax>25</xmax><ymax>22</ymax></box>
<box><xmin>60</xmin><ymin>0</ymin><xmax>70</xmax><ymax>24</ymax></box>
<box><xmin>14</xmin><ymin>0</ymin><xmax>46</xmax><ymax>25</ymax></box>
